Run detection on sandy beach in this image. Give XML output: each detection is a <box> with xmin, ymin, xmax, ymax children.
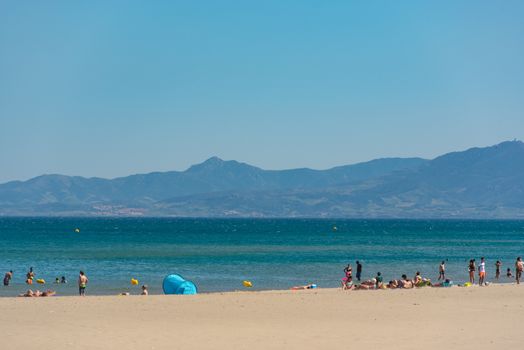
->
<box><xmin>1</xmin><ymin>284</ymin><xmax>523</xmax><ymax>350</ymax></box>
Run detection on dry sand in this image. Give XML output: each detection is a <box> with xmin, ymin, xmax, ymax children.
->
<box><xmin>1</xmin><ymin>284</ymin><xmax>523</xmax><ymax>350</ymax></box>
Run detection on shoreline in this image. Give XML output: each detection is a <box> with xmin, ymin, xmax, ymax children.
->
<box><xmin>2</xmin><ymin>279</ymin><xmax>521</xmax><ymax>298</ymax></box>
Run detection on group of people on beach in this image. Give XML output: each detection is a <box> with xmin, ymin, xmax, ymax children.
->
<box><xmin>2</xmin><ymin>267</ymin><xmax>90</xmax><ymax>297</ymax></box>
<box><xmin>342</xmin><ymin>257</ymin><xmax>524</xmax><ymax>290</ymax></box>
<box><xmin>467</xmin><ymin>257</ymin><xmax>524</xmax><ymax>285</ymax></box>
<box><xmin>4</xmin><ymin>267</ymin><xmax>149</xmax><ymax>297</ymax></box>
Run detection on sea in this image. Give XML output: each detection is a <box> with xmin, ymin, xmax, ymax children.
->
<box><xmin>1</xmin><ymin>218</ymin><xmax>523</xmax><ymax>297</ymax></box>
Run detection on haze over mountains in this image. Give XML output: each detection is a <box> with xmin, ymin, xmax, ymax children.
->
<box><xmin>1</xmin><ymin>141</ymin><xmax>523</xmax><ymax>218</ymax></box>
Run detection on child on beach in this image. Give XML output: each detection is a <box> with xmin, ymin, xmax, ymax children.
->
<box><xmin>506</xmin><ymin>268</ymin><xmax>513</xmax><ymax>278</ymax></box>
<box><xmin>141</xmin><ymin>285</ymin><xmax>149</xmax><ymax>295</ymax></box>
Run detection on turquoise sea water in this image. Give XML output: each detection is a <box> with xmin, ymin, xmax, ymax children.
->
<box><xmin>1</xmin><ymin>218</ymin><xmax>523</xmax><ymax>297</ymax></box>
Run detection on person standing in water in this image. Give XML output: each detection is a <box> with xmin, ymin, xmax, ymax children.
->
<box><xmin>478</xmin><ymin>257</ymin><xmax>486</xmax><ymax>286</ymax></box>
<box><xmin>356</xmin><ymin>261</ymin><xmax>363</xmax><ymax>282</ymax></box>
<box><xmin>438</xmin><ymin>261</ymin><xmax>446</xmax><ymax>281</ymax></box>
<box><xmin>3</xmin><ymin>270</ymin><xmax>13</xmax><ymax>286</ymax></box>
<box><xmin>516</xmin><ymin>257</ymin><xmax>523</xmax><ymax>284</ymax></box>
<box><xmin>468</xmin><ymin>259</ymin><xmax>476</xmax><ymax>284</ymax></box>
<box><xmin>78</xmin><ymin>271</ymin><xmax>88</xmax><ymax>296</ymax></box>
<box><xmin>495</xmin><ymin>260</ymin><xmax>502</xmax><ymax>280</ymax></box>
<box><xmin>26</xmin><ymin>267</ymin><xmax>35</xmax><ymax>284</ymax></box>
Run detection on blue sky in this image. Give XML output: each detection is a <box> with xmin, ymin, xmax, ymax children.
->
<box><xmin>1</xmin><ymin>1</ymin><xmax>523</xmax><ymax>183</ymax></box>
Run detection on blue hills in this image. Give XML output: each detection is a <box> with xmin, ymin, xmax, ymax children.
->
<box><xmin>0</xmin><ymin>141</ymin><xmax>523</xmax><ymax>218</ymax></box>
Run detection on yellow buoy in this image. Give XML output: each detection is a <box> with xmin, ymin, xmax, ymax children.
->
<box><xmin>243</xmin><ymin>280</ymin><xmax>253</xmax><ymax>288</ymax></box>
<box><xmin>36</xmin><ymin>279</ymin><xmax>45</xmax><ymax>284</ymax></box>
<box><xmin>131</xmin><ymin>278</ymin><xmax>139</xmax><ymax>285</ymax></box>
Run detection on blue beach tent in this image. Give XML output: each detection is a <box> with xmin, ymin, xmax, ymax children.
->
<box><xmin>162</xmin><ymin>274</ymin><xmax>198</xmax><ymax>295</ymax></box>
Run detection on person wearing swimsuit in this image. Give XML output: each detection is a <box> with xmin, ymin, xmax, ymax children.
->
<box><xmin>495</xmin><ymin>260</ymin><xmax>502</xmax><ymax>280</ymax></box>
<box><xmin>3</xmin><ymin>270</ymin><xmax>13</xmax><ymax>286</ymax></box>
<box><xmin>468</xmin><ymin>259</ymin><xmax>476</xmax><ymax>284</ymax></box>
<box><xmin>78</xmin><ymin>271</ymin><xmax>88</xmax><ymax>296</ymax></box>
<box><xmin>516</xmin><ymin>257</ymin><xmax>523</xmax><ymax>284</ymax></box>
<box><xmin>438</xmin><ymin>261</ymin><xmax>446</xmax><ymax>281</ymax></box>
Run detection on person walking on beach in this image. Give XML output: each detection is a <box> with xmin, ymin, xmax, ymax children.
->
<box><xmin>478</xmin><ymin>257</ymin><xmax>486</xmax><ymax>286</ymax></box>
<box><xmin>78</xmin><ymin>271</ymin><xmax>88</xmax><ymax>296</ymax></box>
<box><xmin>3</xmin><ymin>270</ymin><xmax>13</xmax><ymax>286</ymax></box>
<box><xmin>516</xmin><ymin>257</ymin><xmax>523</xmax><ymax>284</ymax></box>
<box><xmin>356</xmin><ymin>261</ymin><xmax>363</xmax><ymax>282</ymax></box>
<box><xmin>495</xmin><ymin>260</ymin><xmax>502</xmax><ymax>280</ymax></box>
<box><xmin>438</xmin><ymin>261</ymin><xmax>446</xmax><ymax>280</ymax></box>
<box><xmin>468</xmin><ymin>259</ymin><xmax>476</xmax><ymax>284</ymax></box>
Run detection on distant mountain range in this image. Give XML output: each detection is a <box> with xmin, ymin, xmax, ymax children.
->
<box><xmin>1</xmin><ymin>141</ymin><xmax>524</xmax><ymax>218</ymax></box>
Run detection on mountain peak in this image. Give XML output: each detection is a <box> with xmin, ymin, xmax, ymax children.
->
<box><xmin>186</xmin><ymin>156</ymin><xmax>241</xmax><ymax>173</ymax></box>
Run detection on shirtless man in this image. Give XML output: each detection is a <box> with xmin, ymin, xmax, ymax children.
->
<box><xmin>400</xmin><ymin>274</ymin><xmax>413</xmax><ymax>289</ymax></box>
<box><xmin>516</xmin><ymin>257</ymin><xmax>523</xmax><ymax>284</ymax></box>
<box><xmin>438</xmin><ymin>261</ymin><xmax>446</xmax><ymax>280</ymax></box>
<box><xmin>78</xmin><ymin>271</ymin><xmax>88</xmax><ymax>296</ymax></box>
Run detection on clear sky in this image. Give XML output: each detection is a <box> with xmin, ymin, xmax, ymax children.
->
<box><xmin>1</xmin><ymin>1</ymin><xmax>523</xmax><ymax>183</ymax></box>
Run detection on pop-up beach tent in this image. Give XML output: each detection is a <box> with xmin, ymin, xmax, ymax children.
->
<box><xmin>162</xmin><ymin>274</ymin><xmax>197</xmax><ymax>295</ymax></box>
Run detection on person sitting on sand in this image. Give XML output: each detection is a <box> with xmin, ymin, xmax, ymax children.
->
<box><xmin>141</xmin><ymin>285</ymin><xmax>149</xmax><ymax>295</ymax></box>
<box><xmin>399</xmin><ymin>275</ymin><xmax>413</xmax><ymax>289</ymax></box>
<box><xmin>432</xmin><ymin>279</ymin><xmax>453</xmax><ymax>288</ymax></box>
<box><xmin>413</xmin><ymin>272</ymin><xmax>431</xmax><ymax>287</ymax></box>
<box><xmin>507</xmin><ymin>268</ymin><xmax>513</xmax><ymax>278</ymax></box>
<box><xmin>414</xmin><ymin>271</ymin><xmax>422</xmax><ymax>285</ymax></box>
<box><xmin>387</xmin><ymin>280</ymin><xmax>400</xmax><ymax>289</ymax></box>
<box><xmin>375</xmin><ymin>272</ymin><xmax>383</xmax><ymax>289</ymax></box>
<box><xmin>341</xmin><ymin>264</ymin><xmax>353</xmax><ymax>290</ymax></box>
